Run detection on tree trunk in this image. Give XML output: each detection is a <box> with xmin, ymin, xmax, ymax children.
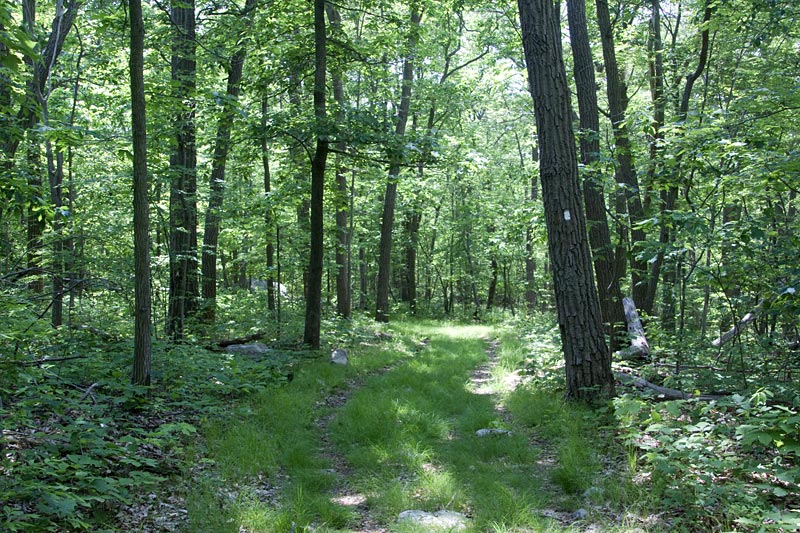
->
<box><xmin>262</xmin><ymin>97</ymin><xmax>276</xmax><ymax>312</ymax></box>
<box><xmin>403</xmin><ymin>211</ymin><xmax>420</xmax><ymax>313</ymax></box>
<box><xmin>129</xmin><ymin>0</ymin><xmax>152</xmax><ymax>386</ymax></box>
<box><xmin>566</xmin><ymin>0</ymin><xmax>625</xmax><ymax>349</ymax></box>
<box><xmin>200</xmin><ymin>8</ymin><xmax>252</xmax><ymax>322</ymax></box>
<box><xmin>595</xmin><ymin>0</ymin><xmax>649</xmax><ymax>312</ymax></box>
<box><xmin>2</xmin><ymin>0</ymin><xmax>79</xmax><ymax>162</ymax></box>
<box><xmin>303</xmin><ymin>0</ymin><xmax>330</xmax><ymax>349</ymax></box>
<box><xmin>518</xmin><ymin>0</ymin><xmax>615</xmax><ymax>402</ymax></box>
<box><xmin>326</xmin><ymin>3</ymin><xmax>351</xmax><ymax>319</ymax></box>
<box><xmin>375</xmin><ymin>7</ymin><xmax>422</xmax><ymax>323</ymax></box>
<box><xmin>168</xmin><ymin>0</ymin><xmax>198</xmax><ymax>340</ymax></box>
<box><xmin>359</xmin><ymin>246</ymin><xmax>367</xmax><ymax>310</ymax></box>
<box><xmin>487</xmin><ymin>258</ymin><xmax>498</xmax><ymax>310</ymax></box>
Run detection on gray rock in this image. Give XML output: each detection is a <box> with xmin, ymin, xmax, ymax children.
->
<box><xmin>331</xmin><ymin>348</ymin><xmax>348</xmax><ymax>365</ymax></box>
<box><xmin>225</xmin><ymin>342</ymin><xmax>271</xmax><ymax>356</ymax></box>
<box><xmin>572</xmin><ymin>508</ymin><xmax>588</xmax><ymax>520</ymax></box>
<box><xmin>398</xmin><ymin>510</ymin><xmax>469</xmax><ymax>530</ymax></box>
<box><xmin>475</xmin><ymin>428</ymin><xmax>512</xmax><ymax>437</ymax></box>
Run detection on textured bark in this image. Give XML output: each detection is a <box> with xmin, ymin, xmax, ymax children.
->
<box><xmin>595</xmin><ymin>0</ymin><xmax>649</xmax><ymax>311</ymax></box>
<box><xmin>303</xmin><ymin>0</ymin><xmax>330</xmax><ymax>348</ymax></box>
<box><xmin>200</xmin><ymin>0</ymin><xmax>255</xmax><ymax>322</ymax></box>
<box><xmin>168</xmin><ymin>0</ymin><xmax>198</xmax><ymax>340</ymax></box>
<box><xmin>375</xmin><ymin>7</ymin><xmax>422</xmax><ymax>323</ymax></box>
<box><xmin>566</xmin><ymin>0</ymin><xmax>625</xmax><ymax>349</ymax></box>
<box><xmin>518</xmin><ymin>0</ymin><xmax>615</xmax><ymax>401</ymax></box>
<box><xmin>129</xmin><ymin>0</ymin><xmax>152</xmax><ymax>386</ymax></box>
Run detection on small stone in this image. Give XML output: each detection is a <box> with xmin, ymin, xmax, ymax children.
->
<box><xmin>572</xmin><ymin>508</ymin><xmax>588</xmax><ymax>521</ymax></box>
<box><xmin>475</xmin><ymin>428</ymin><xmax>512</xmax><ymax>437</ymax></box>
<box><xmin>331</xmin><ymin>348</ymin><xmax>348</xmax><ymax>365</ymax></box>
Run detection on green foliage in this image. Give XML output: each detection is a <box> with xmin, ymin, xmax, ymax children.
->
<box><xmin>0</xmin><ymin>330</ymin><xmax>300</xmax><ymax>531</ymax></box>
<box><xmin>615</xmin><ymin>390</ymin><xmax>800</xmax><ymax>531</ymax></box>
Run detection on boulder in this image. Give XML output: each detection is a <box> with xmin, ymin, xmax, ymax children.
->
<box><xmin>331</xmin><ymin>348</ymin><xmax>348</xmax><ymax>365</ymax></box>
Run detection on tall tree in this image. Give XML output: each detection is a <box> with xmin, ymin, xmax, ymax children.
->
<box><xmin>375</xmin><ymin>4</ymin><xmax>422</xmax><ymax>323</ymax></box>
<box><xmin>566</xmin><ymin>0</ymin><xmax>625</xmax><ymax>349</ymax></box>
<box><xmin>326</xmin><ymin>2</ymin><xmax>351</xmax><ymax>318</ymax></box>
<box><xmin>200</xmin><ymin>0</ymin><xmax>257</xmax><ymax>322</ymax></box>
<box><xmin>595</xmin><ymin>0</ymin><xmax>649</xmax><ymax>311</ymax></box>
<box><xmin>518</xmin><ymin>0</ymin><xmax>615</xmax><ymax>401</ymax></box>
<box><xmin>167</xmin><ymin>0</ymin><xmax>198</xmax><ymax>339</ymax></box>
<box><xmin>302</xmin><ymin>0</ymin><xmax>329</xmax><ymax>348</ymax></box>
<box><xmin>261</xmin><ymin>95</ymin><xmax>277</xmax><ymax>312</ymax></box>
<box><xmin>129</xmin><ymin>0</ymin><xmax>152</xmax><ymax>386</ymax></box>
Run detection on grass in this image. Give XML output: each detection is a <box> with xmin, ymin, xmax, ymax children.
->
<box><xmin>182</xmin><ymin>317</ymin><xmax>647</xmax><ymax>532</ymax></box>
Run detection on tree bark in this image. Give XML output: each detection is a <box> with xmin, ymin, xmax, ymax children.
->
<box><xmin>375</xmin><ymin>6</ymin><xmax>422</xmax><ymax>323</ymax></box>
<box><xmin>129</xmin><ymin>0</ymin><xmax>152</xmax><ymax>386</ymax></box>
<box><xmin>168</xmin><ymin>0</ymin><xmax>198</xmax><ymax>340</ymax></box>
<box><xmin>566</xmin><ymin>0</ymin><xmax>625</xmax><ymax>349</ymax></box>
<box><xmin>303</xmin><ymin>0</ymin><xmax>330</xmax><ymax>349</ymax></box>
<box><xmin>518</xmin><ymin>0</ymin><xmax>615</xmax><ymax>402</ymax></box>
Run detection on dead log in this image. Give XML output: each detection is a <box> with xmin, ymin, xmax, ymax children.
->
<box><xmin>616</xmin><ymin>297</ymin><xmax>650</xmax><ymax>359</ymax></box>
<box><xmin>712</xmin><ymin>311</ymin><xmax>758</xmax><ymax>347</ymax></box>
<box><xmin>208</xmin><ymin>330</ymin><xmax>269</xmax><ymax>350</ymax></box>
<box><xmin>614</xmin><ymin>371</ymin><xmax>728</xmax><ymax>401</ymax></box>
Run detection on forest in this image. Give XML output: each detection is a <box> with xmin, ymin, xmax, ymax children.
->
<box><xmin>1</xmin><ymin>0</ymin><xmax>798</xmax><ymax>531</ymax></box>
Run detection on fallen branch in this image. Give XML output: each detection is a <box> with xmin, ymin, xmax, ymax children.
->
<box><xmin>712</xmin><ymin>311</ymin><xmax>758</xmax><ymax>347</ymax></box>
<box><xmin>0</xmin><ymin>355</ymin><xmax>88</xmax><ymax>366</ymax></box>
<box><xmin>615</xmin><ymin>371</ymin><xmax>729</xmax><ymax>401</ymax></box>
<box><xmin>209</xmin><ymin>330</ymin><xmax>270</xmax><ymax>350</ymax></box>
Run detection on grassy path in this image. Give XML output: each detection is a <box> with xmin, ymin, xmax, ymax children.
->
<box><xmin>182</xmin><ymin>320</ymin><xmax>647</xmax><ymax>532</ymax></box>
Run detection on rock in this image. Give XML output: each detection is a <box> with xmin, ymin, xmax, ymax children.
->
<box><xmin>331</xmin><ymin>348</ymin><xmax>348</xmax><ymax>365</ymax></box>
<box><xmin>398</xmin><ymin>510</ymin><xmax>469</xmax><ymax>530</ymax></box>
<box><xmin>475</xmin><ymin>428</ymin><xmax>512</xmax><ymax>437</ymax></box>
<box><xmin>572</xmin><ymin>508</ymin><xmax>588</xmax><ymax>520</ymax></box>
<box><xmin>225</xmin><ymin>342</ymin><xmax>271</xmax><ymax>356</ymax></box>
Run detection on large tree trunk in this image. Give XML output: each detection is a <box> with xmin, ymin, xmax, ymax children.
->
<box><xmin>595</xmin><ymin>0</ymin><xmax>649</xmax><ymax>312</ymax></box>
<box><xmin>168</xmin><ymin>0</ymin><xmax>198</xmax><ymax>340</ymax></box>
<box><xmin>303</xmin><ymin>0</ymin><xmax>330</xmax><ymax>349</ymax></box>
<box><xmin>375</xmin><ymin>7</ymin><xmax>422</xmax><ymax>323</ymax></box>
<box><xmin>129</xmin><ymin>0</ymin><xmax>152</xmax><ymax>386</ymax></box>
<box><xmin>566</xmin><ymin>0</ymin><xmax>625</xmax><ymax>349</ymax></box>
<box><xmin>518</xmin><ymin>0</ymin><xmax>615</xmax><ymax>402</ymax></box>
<box><xmin>200</xmin><ymin>0</ymin><xmax>255</xmax><ymax>323</ymax></box>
